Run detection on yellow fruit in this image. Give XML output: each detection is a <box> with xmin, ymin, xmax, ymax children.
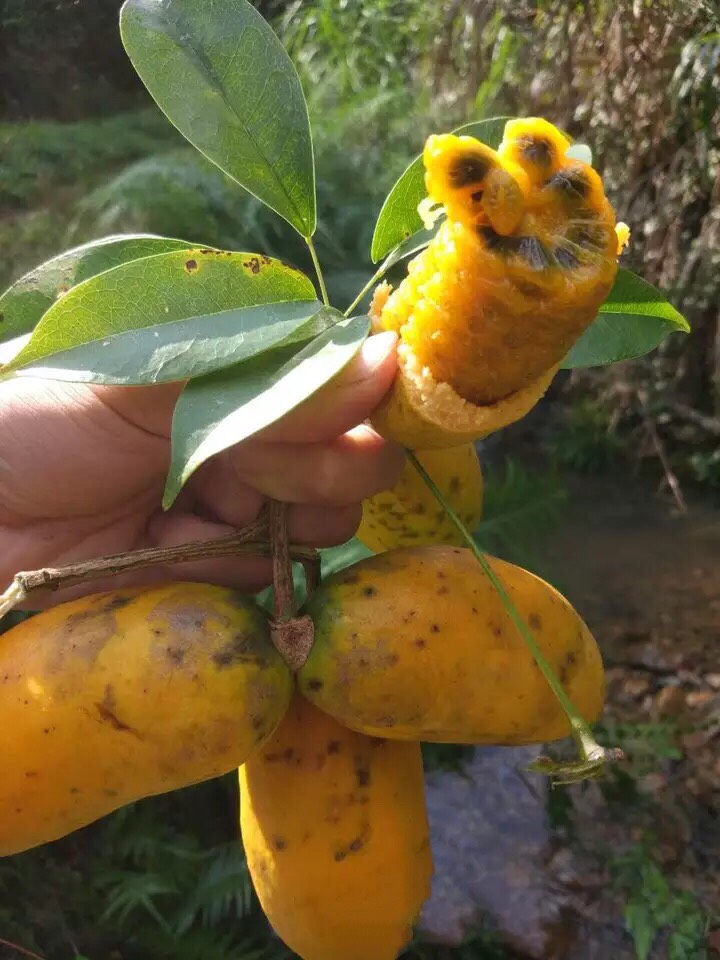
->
<box><xmin>240</xmin><ymin>694</ymin><xmax>432</xmax><ymax>960</ymax></box>
<box><xmin>372</xmin><ymin>117</ymin><xmax>628</xmax><ymax>448</ymax></box>
<box><xmin>357</xmin><ymin>444</ymin><xmax>483</xmax><ymax>551</ymax></box>
<box><xmin>300</xmin><ymin>546</ymin><xmax>604</xmax><ymax>744</ymax></box>
<box><xmin>0</xmin><ymin>583</ymin><xmax>292</xmax><ymax>855</ymax></box>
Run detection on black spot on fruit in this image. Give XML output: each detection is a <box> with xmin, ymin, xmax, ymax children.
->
<box><xmin>528</xmin><ymin>613</ymin><xmax>542</xmax><ymax>630</ymax></box>
<box><xmin>94</xmin><ymin>685</ymin><xmax>142</xmax><ymax>739</ymax></box>
<box><xmin>212</xmin><ymin>631</ymin><xmax>259</xmax><ymax>669</ymax></box>
<box><xmin>355</xmin><ymin>765</ymin><xmax>371</xmax><ymax>788</ymax></box>
<box><xmin>362</xmin><ymin>585</ymin><xmax>378</xmax><ymax>598</ymax></box>
<box><xmin>334</xmin><ymin>850</ymin><xmax>347</xmax><ymax>862</ymax></box>
<box><xmin>348</xmin><ymin>836</ymin><xmax>365</xmax><ymax>852</ymax></box>
<box><xmin>327</xmin><ymin>740</ymin><xmax>341</xmax><ymax>754</ymax></box>
<box><xmin>306</xmin><ymin>678</ymin><xmax>323</xmax><ymax>691</ymax></box>
<box><xmin>100</xmin><ymin>595</ymin><xmax>133</xmax><ymax>613</ymax></box>
<box><xmin>415</xmin><ymin>638</ymin><xmax>426</xmax><ymax>649</ymax></box>
<box><xmin>272</xmin><ymin>836</ymin><xmax>288</xmax><ymax>851</ymax></box>
<box><xmin>166</xmin><ymin>645</ymin><xmax>186</xmax><ymax>666</ymax></box>
<box><xmin>430</xmin><ymin>624</ymin><xmax>440</xmax><ymax>634</ymax></box>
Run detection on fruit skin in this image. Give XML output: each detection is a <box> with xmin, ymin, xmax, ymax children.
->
<box><xmin>0</xmin><ymin>582</ymin><xmax>292</xmax><ymax>856</ymax></box>
<box><xmin>300</xmin><ymin>546</ymin><xmax>604</xmax><ymax>744</ymax></box>
<box><xmin>357</xmin><ymin>444</ymin><xmax>483</xmax><ymax>551</ymax></box>
<box><xmin>371</xmin><ymin>117</ymin><xmax>626</xmax><ymax>448</ymax></box>
<box><xmin>240</xmin><ymin>694</ymin><xmax>432</xmax><ymax>960</ymax></box>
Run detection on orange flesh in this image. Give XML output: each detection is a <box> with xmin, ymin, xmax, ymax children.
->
<box><xmin>378</xmin><ymin>118</ymin><xmax>622</xmax><ymax>406</ymax></box>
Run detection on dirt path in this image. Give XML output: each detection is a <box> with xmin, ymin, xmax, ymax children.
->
<box><xmin>542</xmin><ymin>472</ymin><xmax>720</xmax><ymax>957</ymax></box>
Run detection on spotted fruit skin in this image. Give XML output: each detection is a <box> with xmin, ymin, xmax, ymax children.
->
<box><xmin>239</xmin><ymin>694</ymin><xmax>432</xmax><ymax>960</ymax></box>
<box><xmin>0</xmin><ymin>583</ymin><xmax>292</xmax><ymax>855</ymax></box>
<box><xmin>378</xmin><ymin>118</ymin><xmax>621</xmax><ymax>406</ymax></box>
<box><xmin>300</xmin><ymin>546</ymin><xmax>604</xmax><ymax>744</ymax></box>
<box><xmin>357</xmin><ymin>444</ymin><xmax>483</xmax><ymax>551</ymax></box>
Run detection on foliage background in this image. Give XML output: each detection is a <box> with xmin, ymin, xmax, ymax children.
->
<box><xmin>1</xmin><ymin>1</ymin><xmax>719</xmax><ymax>958</ymax></box>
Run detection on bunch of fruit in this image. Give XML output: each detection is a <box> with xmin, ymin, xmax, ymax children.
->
<box><xmin>0</xmin><ymin>118</ymin><xmax>624</xmax><ymax>960</ymax></box>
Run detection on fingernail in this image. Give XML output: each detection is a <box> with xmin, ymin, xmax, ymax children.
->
<box><xmin>360</xmin><ymin>331</ymin><xmax>398</xmax><ymax>371</ymax></box>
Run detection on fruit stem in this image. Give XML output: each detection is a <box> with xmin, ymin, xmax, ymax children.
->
<box><xmin>269</xmin><ymin>500</ymin><xmax>295</xmax><ymax>623</ymax></box>
<box><xmin>344</xmin><ymin>263</ymin><xmax>386</xmax><ymax>318</ymax></box>
<box><xmin>406</xmin><ymin>449</ymin><xmax>622</xmax><ymax>782</ymax></box>
<box><xmin>268</xmin><ymin>500</ymin><xmax>315</xmax><ymax>672</ymax></box>
<box><xmin>305</xmin><ymin>235</ymin><xmax>330</xmax><ymax>307</ymax></box>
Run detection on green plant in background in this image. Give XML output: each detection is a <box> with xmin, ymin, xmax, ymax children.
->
<box><xmin>613</xmin><ymin>840</ymin><xmax>711</xmax><ymax>960</ymax></box>
<box><xmin>552</xmin><ymin>399</ymin><xmax>628</xmax><ymax>472</ymax></box>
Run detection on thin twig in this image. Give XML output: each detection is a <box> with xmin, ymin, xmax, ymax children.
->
<box><xmin>0</xmin><ymin>509</ymin><xmax>317</xmax><ymax>620</ymax></box>
<box><xmin>0</xmin><ymin>938</ymin><xmax>46</xmax><ymax>960</ymax></box>
<box><xmin>639</xmin><ymin>395</ymin><xmax>688</xmax><ymax>514</ymax></box>
<box><xmin>669</xmin><ymin>401</ymin><xmax>720</xmax><ymax>437</ymax></box>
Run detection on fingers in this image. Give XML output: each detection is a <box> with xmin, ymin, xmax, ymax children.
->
<box><xmin>197</xmin><ymin>424</ymin><xmax>403</xmax><ymax>510</ymax></box>
<box><xmin>258</xmin><ymin>331</ymin><xmax>398</xmax><ymax>442</ymax></box>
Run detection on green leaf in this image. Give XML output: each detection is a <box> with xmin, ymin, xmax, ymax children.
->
<box><xmin>320</xmin><ymin>539</ymin><xmax>374</xmax><ymax>579</ymax></box>
<box><xmin>2</xmin><ymin>249</ymin><xmax>316</xmax><ymax>381</ymax></box>
<box><xmin>166</xmin><ymin>315</ymin><xmax>369</xmax><ymax>505</ymax></box>
<box><xmin>562</xmin><ymin>269</ymin><xmax>690</xmax><ymax>369</ymax></box>
<box><xmin>9</xmin><ymin>300</ymin><xmax>333</xmax><ymax>386</ymax></box>
<box><xmin>0</xmin><ymin>234</ymin><xmax>192</xmax><ymax>345</ymax></box>
<box><xmin>120</xmin><ymin>0</ymin><xmax>316</xmax><ymax>236</ymax></box>
<box><xmin>370</xmin><ymin>116</ymin><xmax>511</xmax><ymax>263</ymax></box>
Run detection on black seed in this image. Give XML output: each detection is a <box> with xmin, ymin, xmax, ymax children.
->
<box><xmin>547</xmin><ymin>166</ymin><xmax>588</xmax><ymax>200</ymax></box>
<box><xmin>449</xmin><ymin>153</ymin><xmax>490</xmax><ymax>187</ymax></box>
<box><xmin>518</xmin><ymin>135</ymin><xmax>553</xmax><ymax>166</ymax></box>
<box><xmin>554</xmin><ymin>246</ymin><xmax>580</xmax><ymax>269</ymax></box>
<box><xmin>518</xmin><ymin>235</ymin><xmax>551</xmax><ymax>270</ymax></box>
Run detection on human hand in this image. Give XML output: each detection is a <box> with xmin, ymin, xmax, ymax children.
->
<box><xmin>0</xmin><ymin>332</ymin><xmax>402</xmax><ymax>607</ymax></box>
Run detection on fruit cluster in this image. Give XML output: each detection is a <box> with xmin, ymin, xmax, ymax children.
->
<box><xmin>0</xmin><ymin>117</ymin><xmax>619</xmax><ymax>959</ymax></box>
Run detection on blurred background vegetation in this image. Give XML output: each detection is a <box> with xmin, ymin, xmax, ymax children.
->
<box><xmin>1</xmin><ymin>1</ymin><xmax>719</xmax><ymax>958</ymax></box>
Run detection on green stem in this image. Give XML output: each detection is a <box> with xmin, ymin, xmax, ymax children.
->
<box><xmin>305</xmin><ymin>235</ymin><xmax>330</xmax><ymax>307</ymax></box>
<box><xmin>406</xmin><ymin>449</ymin><xmax>617</xmax><ymax>778</ymax></box>
<box><xmin>343</xmin><ymin>262</ymin><xmax>387</xmax><ymax>318</ymax></box>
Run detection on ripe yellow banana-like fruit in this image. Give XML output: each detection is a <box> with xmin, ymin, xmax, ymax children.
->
<box><xmin>240</xmin><ymin>694</ymin><xmax>432</xmax><ymax>960</ymax></box>
<box><xmin>372</xmin><ymin>117</ymin><xmax>629</xmax><ymax>448</ymax></box>
<box><xmin>300</xmin><ymin>545</ymin><xmax>604</xmax><ymax>744</ymax></box>
<box><xmin>357</xmin><ymin>444</ymin><xmax>483</xmax><ymax>551</ymax></box>
<box><xmin>0</xmin><ymin>583</ymin><xmax>292</xmax><ymax>855</ymax></box>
